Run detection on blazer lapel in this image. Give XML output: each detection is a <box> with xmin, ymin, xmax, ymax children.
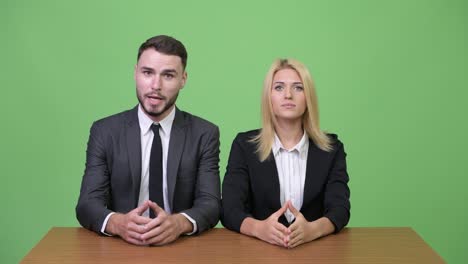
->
<box><xmin>262</xmin><ymin>152</ymin><xmax>290</xmax><ymax>224</ymax></box>
<box><xmin>126</xmin><ymin>106</ymin><xmax>142</xmax><ymax>207</ymax></box>
<box><xmin>303</xmin><ymin>139</ymin><xmax>322</xmax><ymax>205</ymax></box>
<box><xmin>262</xmin><ymin>153</ymin><xmax>282</xmax><ymax>209</ymax></box>
<box><xmin>167</xmin><ymin>108</ymin><xmax>186</xmax><ymax>210</ymax></box>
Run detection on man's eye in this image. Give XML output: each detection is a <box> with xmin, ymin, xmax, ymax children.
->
<box><xmin>143</xmin><ymin>71</ymin><xmax>152</xmax><ymax>76</ymax></box>
<box><xmin>163</xmin><ymin>74</ymin><xmax>174</xmax><ymax>79</ymax></box>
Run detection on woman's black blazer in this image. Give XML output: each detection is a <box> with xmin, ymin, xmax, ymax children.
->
<box><xmin>221</xmin><ymin>129</ymin><xmax>350</xmax><ymax>233</ymax></box>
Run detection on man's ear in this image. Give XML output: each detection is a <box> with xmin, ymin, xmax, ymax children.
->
<box><xmin>181</xmin><ymin>71</ymin><xmax>188</xmax><ymax>88</ymax></box>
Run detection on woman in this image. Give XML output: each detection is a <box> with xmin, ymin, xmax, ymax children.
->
<box><xmin>221</xmin><ymin>58</ymin><xmax>350</xmax><ymax>248</ymax></box>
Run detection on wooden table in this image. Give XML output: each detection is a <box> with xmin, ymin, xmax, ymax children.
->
<box><xmin>21</xmin><ymin>227</ymin><xmax>444</xmax><ymax>263</ymax></box>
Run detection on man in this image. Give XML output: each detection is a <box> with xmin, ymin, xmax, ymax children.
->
<box><xmin>76</xmin><ymin>35</ymin><xmax>221</xmax><ymax>246</ymax></box>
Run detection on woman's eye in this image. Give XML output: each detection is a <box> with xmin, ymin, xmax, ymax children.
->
<box><xmin>295</xmin><ymin>86</ymin><xmax>304</xmax><ymax>91</ymax></box>
<box><xmin>274</xmin><ymin>85</ymin><xmax>283</xmax><ymax>91</ymax></box>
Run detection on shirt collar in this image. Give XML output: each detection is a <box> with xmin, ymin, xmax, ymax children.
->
<box><xmin>272</xmin><ymin>131</ymin><xmax>309</xmax><ymax>156</ymax></box>
<box><xmin>138</xmin><ymin>104</ymin><xmax>176</xmax><ymax>136</ymax></box>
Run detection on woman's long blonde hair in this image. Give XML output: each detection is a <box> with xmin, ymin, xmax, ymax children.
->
<box><xmin>251</xmin><ymin>58</ymin><xmax>332</xmax><ymax>161</ymax></box>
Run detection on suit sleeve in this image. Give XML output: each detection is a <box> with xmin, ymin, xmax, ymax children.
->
<box><xmin>323</xmin><ymin>140</ymin><xmax>351</xmax><ymax>232</ymax></box>
<box><xmin>221</xmin><ymin>134</ymin><xmax>253</xmax><ymax>232</ymax></box>
<box><xmin>180</xmin><ymin>126</ymin><xmax>221</xmax><ymax>234</ymax></box>
<box><xmin>75</xmin><ymin>121</ymin><xmax>113</xmax><ymax>234</ymax></box>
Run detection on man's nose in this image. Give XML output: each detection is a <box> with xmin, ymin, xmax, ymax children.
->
<box><xmin>151</xmin><ymin>75</ymin><xmax>162</xmax><ymax>90</ymax></box>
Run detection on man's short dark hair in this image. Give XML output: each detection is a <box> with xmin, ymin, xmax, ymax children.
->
<box><xmin>137</xmin><ymin>35</ymin><xmax>188</xmax><ymax>69</ymax></box>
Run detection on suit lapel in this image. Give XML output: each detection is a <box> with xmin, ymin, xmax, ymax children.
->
<box><xmin>167</xmin><ymin>108</ymin><xmax>186</xmax><ymax>210</ymax></box>
<box><xmin>126</xmin><ymin>106</ymin><xmax>142</xmax><ymax>207</ymax></box>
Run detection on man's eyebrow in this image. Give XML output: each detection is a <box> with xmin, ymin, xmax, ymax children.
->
<box><xmin>140</xmin><ymin>66</ymin><xmax>154</xmax><ymax>72</ymax></box>
<box><xmin>161</xmin><ymin>69</ymin><xmax>177</xmax><ymax>74</ymax></box>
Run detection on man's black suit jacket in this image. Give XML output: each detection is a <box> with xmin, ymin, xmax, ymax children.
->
<box><xmin>221</xmin><ymin>130</ymin><xmax>350</xmax><ymax>232</ymax></box>
<box><xmin>76</xmin><ymin>106</ymin><xmax>221</xmax><ymax>234</ymax></box>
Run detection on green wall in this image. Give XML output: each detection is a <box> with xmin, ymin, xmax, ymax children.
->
<box><xmin>2</xmin><ymin>0</ymin><xmax>467</xmax><ymax>263</ymax></box>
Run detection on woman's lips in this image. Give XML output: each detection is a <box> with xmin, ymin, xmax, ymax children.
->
<box><xmin>281</xmin><ymin>103</ymin><xmax>296</xmax><ymax>108</ymax></box>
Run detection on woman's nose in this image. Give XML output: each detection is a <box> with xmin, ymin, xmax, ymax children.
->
<box><xmin>284</xmin><ymin>87</ymin><xmax>292</xmax><ymax>99</ymax></box>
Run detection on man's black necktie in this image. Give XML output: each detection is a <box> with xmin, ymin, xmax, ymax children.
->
<box><xmin>149</xmin><ymin>123</ymin><xmax>164</xmax><ymax>218</ymax></box>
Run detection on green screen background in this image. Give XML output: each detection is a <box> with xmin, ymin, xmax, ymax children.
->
<box><xmin>2</xmin><ymin>0</ymin><xmax>467</xmax><ymax>263</ymax></box>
